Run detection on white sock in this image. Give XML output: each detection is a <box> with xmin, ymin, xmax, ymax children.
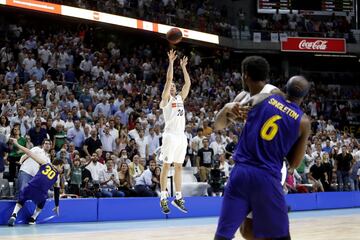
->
<box><xmin>12</xmin><ymin>203</ymin><xmax>22</xmax><ymax>216</ymax></box>
<box><xmin>175</xmin><ymin>192</ymin><xmax>182</xmax><ymax>200</ymax></box>
<box><xmin>31</xmin><ymin>208</ymin><xmax>42</xmax><ymax>219</ymax></box>
<box><xmin>160</xmin><ymin>191</ymin><xmax>167</xmax><ymax>200</ymax></box>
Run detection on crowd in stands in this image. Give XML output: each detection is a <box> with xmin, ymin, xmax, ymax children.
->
<box><xmin>41</xmin><ymin>0</ymin><xmax>236</xmax><ymax>38</ymax></box>
<box><xmin>39</xmin><ymin>0</ymin><xmax>357</xmax><ymax>42</ymax></box>
<box><xmin>251</xmin><ymin>11</ymin><xmax>356</xmax><ymax>42</ymax></box>
<box><xmin>0</xmin><ymin>13</ymin><xmax>359</xmax><ymax>200</ymax></box>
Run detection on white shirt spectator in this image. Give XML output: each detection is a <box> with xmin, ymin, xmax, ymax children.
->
<box><xmin>136</xmin><ymin>136</ymin><xmax>147</xmax><ymax>159</ymax></box>
<box><xmin>86</xmin><ymin>161</ymin><xmax>105</xmax><ymax>182</ymax></box>
<box><xmin>146</xmin><ymin>133</ymin><xmax>159</xmax><ymax>157</ymax></box>
<box><xmin>210</xmin><ymin>140</ymin><xmax>226</xmax><ymax>156</ymax></box>
<box><xmin>20</xmin><ymin>147</ymin><xmax>50</xmax><ymax>176</ymax></box>
<box><xmin>42</xmin><ymin>78</ymin><xmax>55</xmax><ymax>91</ymax></box>
<box><xmin>38</xmin><ymin>46</ymin><xmax>52</xmax><ymax>65</ymax></box>
<box><xmin>99</xmin><ymin>168</ymin><xmax>119</xmax><ymax>188</ymax></box>
<box><xmin>109</xmin><ymin>127</ymin><xmax>119</xmax><ymax>140</ymax></box>
<box><xmin>57</xmin><ymin>84</ymin><xmax>70</xmax><ymax>97</ymax></box>
<box><xmin>23</xmin><ymin>57</ymin><xmax>36</xmax><ymax>73</ymax></box>
<box><xmin>79</xmin><ymin>59</ymin><xmax>92</xmax><ymax>73</ymax></box>
<box><xmin>100</xmin><ymin>132</ymin><xmax>115</xmax><ymax>152</ymax></box>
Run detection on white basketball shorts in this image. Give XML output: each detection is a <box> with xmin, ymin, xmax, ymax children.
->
<box><xmin>160</xmin><ymin>132</ymin><xmax>187</xmax><ymax>164</ymax></box>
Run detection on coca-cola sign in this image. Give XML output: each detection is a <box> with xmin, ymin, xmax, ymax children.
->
<box><xmin>281</xmin><ymin>37</ymin><xmax>346</xmax><ymax>53</ymax></box>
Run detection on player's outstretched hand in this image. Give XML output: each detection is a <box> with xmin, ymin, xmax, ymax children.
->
<box><xmin>53</xmin><ymin>206</ymin><xmax>60</xmax><ymax>216</ymax></box>
<box><xmin>167</xmin><ymin>49</ymin><xmax>177</xmax><ymax>63</ymax></box>
<box><xmin>225</xmin><ymin>103</ymin><xmax>250</xmax><ymax>122</ymax></box>
<box><xmin>180</xmin><ymin>56</ymin><xmax>188</xmax><ymax>68</ymax></box>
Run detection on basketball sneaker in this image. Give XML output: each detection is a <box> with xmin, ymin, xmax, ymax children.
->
<box><xmin>28</xmin><ymin>217</ymin><xmax>36</xmax><ymax>225</ymax></box>
<box><xmin>8</xmin><ymin>213</ymin><xmax>16</xmax><ymax>227</ymax></box>
<box><xmin>160</xmin><ymin>199</ymin><xmax>170</xmax><ymax>214</ymax></box>
<box><xmin>171</xmin><ymin>198</ymin><xmax>188</xmax><ymax>213</ymax></box>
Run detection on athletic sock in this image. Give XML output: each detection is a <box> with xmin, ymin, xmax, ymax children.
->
<box><xmin>175</xmin><ymin>192</ymin><xmax>182</xmax><ymax>200</ymax></box>
<box><xmin>160</xmin><ymin>191</ymin><xmax>167</xmax><ymax>201</ymax></box>
<box><xmin>12</xmin><ymin>203</ymin><xmax>22</xmax><ymax>216</ymax></box>
<box><xmin>31</xmin><ymin>208</ymin><xmax>42</xmax><ymax>219</ymax></box>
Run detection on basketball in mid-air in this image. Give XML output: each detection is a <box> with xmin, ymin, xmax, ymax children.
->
<box><xmin>166</xmin><ymin>28</ymin><xmax>183</xmax><ymax>44</ymax></box>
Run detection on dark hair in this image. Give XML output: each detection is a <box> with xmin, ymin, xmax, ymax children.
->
<box><xmin>241</xmin><ymin>56</ymin><xmax>270</xmax><ymax>82</ymax></box>
<box><xmin>52</xmin><ymin>159</ymin><xmax>63</xmax><ymax>166</ymax></box>
<box><xmin>10</xmin><ymin>123</ymin><xmax>21</xmax><ymax>137</ymax></box>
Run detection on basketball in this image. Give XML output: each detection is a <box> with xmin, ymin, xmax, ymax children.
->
<box><xmin>166</xmin><ymin>28</ymin><xmax>182</xmax><ymax>44</ymax></box>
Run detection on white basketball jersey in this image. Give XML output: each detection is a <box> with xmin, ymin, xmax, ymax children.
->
<box><xmin>236</xmin><ymin>84</ymin><xmax>278</xmax><ymax>105</ymax></box>
<box><xmin>161</xmin><ymin>95</ymin><xmax>185</xmax><ymax>133</ymax></box>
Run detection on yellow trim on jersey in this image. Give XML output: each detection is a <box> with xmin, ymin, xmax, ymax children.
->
<box><xmin>268</xmin><ymin>98</ymin><xmax>299</xmax><ymax>120</ymax></box>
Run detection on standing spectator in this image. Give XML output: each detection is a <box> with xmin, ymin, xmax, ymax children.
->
<box><xmin>7</xmin><ymin>124</ymin><xmax>26</xmax><ymax>183</ymax></box>
<box><xmin>100</xmin><ymin>125</ymin><xmax>115</xmax><ymax>154</ymax></box>
<box><xmin>68</xmin><ymin>157</ymin><xmax>82</xmax><ymax>195</ymax></box>
<box><xmin>210</xmin><ymin>134</ymin><xmax>226</xmax><ymax>156</ymax></box>
<box><xmin>335</xmin><ymin>146</ymin><xmax>353</xmax><ymax>191</ymax></box>
<box><xmin>28</xmin><ymin>117</ymin><xmax>48</xmax><ymax>146</ymax></box>
<box><xmin>126</xmin><ymin>138</ymin><xmax>139</xmax><ymax>160</ymax></box>
<box><xmin>0</xmin><ymin>115</ymin><xmax>11</xmax><ymax>143</ymax></box>
<box><xmin>192</xmin><ymin>128</ymin><xmax>205</xmax><ymax>156</ymax></box>
<box><xmin>350</xmin><ymin>156</ymin><xmax>360</xmax><ymax>191</ymax></box>
<box><xmin>0</xmin><ymin>140</ymin><xmax>10</xmax><ymax>180</ymax></box>
<box><xmin>83</xmin><ymin>128</ymin><xmax>102</xmax><ymax>157</ymax></box>
<box><xmin>128</xmin><ymin>120</ymin><xmax>142</xmax><ymax>140</ymax></box>
<box><xmin>98</xmin><ymin>159</ymin><xmax>125</xmax><ymax>197</ymax></box>
<box><xmin>197</xmin><ymin>138</ymin><xmax>214</xmax><ymax>182</ymax></box>
<box><xmin>53</xmin><ymin>124</ymin><xmax>67</xmax><ymax>151</ymax></box>
<box><xmin>85</xmin><ymin>153</ymin><xmax>105</xmax><ymax>183</ymax></box>
<box><xmin>145</xmin><ymin>127</ymin><xmax>159</xmax><ymax>160</ymax></box>
<box><xmin>136</xmin><ymin>129</ymin><xmax>148</xmax><ymax>162</ymax></box>
<box><xmin>134</xmin><ymin>159</ymin><xmax>156</xmax><ymax>197</ymax></box>
<box><xmin>67</xmin><ymin>119</ymin><xmax>85</xmax><ymax>152</ymax></box>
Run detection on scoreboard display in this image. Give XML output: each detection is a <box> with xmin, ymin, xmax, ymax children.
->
<box><xmin>258</xmin><ymin>0</ymin><xmax>354</xmax><ymax>14</ymax></box>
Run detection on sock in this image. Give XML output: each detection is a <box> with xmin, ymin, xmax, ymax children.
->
<box><xmin>31</xmin><ymin>208</ymin><xmax>42</xmax><ymax>219</ymax></box>
<box><xmin>160</xmin><ymin>191</ymin><xmax>167</xmax><ymax>200</ymax></box>
<box><xmin>12</xmin><ymin>203</ymin><xmax>22</xmax><ymax>217</ymax></box>
<box><xmin>175</xmin><ymin>192</ymin><xmax>182</xmax><ymax>200</ymax></box>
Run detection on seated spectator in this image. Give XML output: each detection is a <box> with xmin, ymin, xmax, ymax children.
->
<box><xmin>128</xmin><ymin>154</ymin><xmax>144</xmax><ymax>179</ymax></box>
<box><xmin>134</xmin><ymin>160</ymin><xmax>156</xmax><ymax>197</ymax></box>
<box><xmin>118</xmin><ymin>162</ymin><xmax>136</xmax><ymax>197</ymax></box>
<box><xmin>285</xmin><ymin>168</ymin><xmax>308</xmax><ymax>193</ymax></box>
<box><xmin>97</xmin><ymin>159</ymin><xmax>125</xmax><ymax>198</ymax></box>
<box><xmin>151</xmin><ymin>166</ymin><xmax>161</xmax><ymax>197</ymax></box>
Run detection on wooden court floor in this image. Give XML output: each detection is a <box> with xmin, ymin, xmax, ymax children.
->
<box><xmin>1</xmin><ymin>209</ymin><xmax>359</xmax><ymax>240</ymax></box>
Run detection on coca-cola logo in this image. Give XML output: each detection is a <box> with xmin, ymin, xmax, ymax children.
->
<box><xmin>299</xmin><ymin>40</ymin><xmax>328</xmax><ymax>50</ymax></box>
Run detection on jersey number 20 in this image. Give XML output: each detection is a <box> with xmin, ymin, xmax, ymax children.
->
<box><xmin>42</xmin><ymin>165</ymin><xmax>56</xmax><ymax>180</ymax></box>
<box><xmin>260</xmin><ymin>115</ymin><xmax>282</xmax><ymax>141</ymax></box>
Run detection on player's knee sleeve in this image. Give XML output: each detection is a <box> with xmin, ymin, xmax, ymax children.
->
<box><xmin>214</xmin><ymin>234</ymin><xmax>231</xmax><ymax>240</ymax></box>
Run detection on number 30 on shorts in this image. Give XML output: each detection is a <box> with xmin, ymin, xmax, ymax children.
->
<box><xmin>260</xmin><ymin>115</ymin><xmax>282</xmax><ymax>141</ymax></box>
<box><xmin>42</xmin><ymin>165</ymin><xmax>56</xmax><ymax>180</ymax></box>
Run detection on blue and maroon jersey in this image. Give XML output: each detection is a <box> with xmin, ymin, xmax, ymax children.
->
<box><xmin>27</xmin><ymin>163</ymin><xmax>59</xmax><ymax>195</ymax></box>
<box><xmin>233</xmin><ymin>94</ymin><xmax>303</xmax><ymax>180</ymax></box>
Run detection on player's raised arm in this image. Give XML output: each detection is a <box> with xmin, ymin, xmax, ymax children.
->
<box><xmin>286</xmin><ymin>115</ymin><xmax>311</xmax><ymax>169</ymax></box>
<box><xmin>10</xmin><ymin>138</ymin><xmax>47</xmax><ymax>166</ymax></box>
<box><xmin>160</xmin><ymin>49</ymin><xmax>177</xmax><ymax>108</ymax></box>
<box><xmin>179</xmin><ymin>56</ymin><xmax>191</xmax><ymax>101</ymax></box>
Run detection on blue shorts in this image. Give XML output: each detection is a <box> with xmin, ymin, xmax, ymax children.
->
<box><xmin>18</xmin><ymin>186</ymin><xmax>47</xmax><ymax>208</ymax></box>
<box><xmin>215</xmin><ymin>164</ymin><xmax>289</xmax><ymax>239</ymax></box>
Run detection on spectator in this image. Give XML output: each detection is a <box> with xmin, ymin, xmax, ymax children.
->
<box><xmin>83</xmin><ymin>128</ymin><xmax>102</xmax><ymax>157</ymax></box>
<box><xmin>100</xmin><ymin>125</ymin><xmax>115</xmax><ymax>154</ymax></box>
<box><xmin>197</xmin><ymin>138</ymin><xmax>214</xmax><ymax>182</ymax></box>
<box><xmin>67</xmin><ymin>119</ymin><xmax>85</xmax><ymax>152</ymax></box>
<box><xmin>98</xmin><ymin>159</ymin><xmax>125</xmax><ymax>197</ymax></box>
<box><xmin>335</xmin><ymin>146</ymin><xmax>353</xmax><ymax>191</ymax></box>
<box><xmin>68</xmin><ymin>157</ymin><xmax>82</xmax><ymax>195</ymax></box>
<box><xmin>134</xmin><ymin>159</ymin><xmax>156</xmax><ymax>197</ymax></box>
<box><xmin>309</xmin><ymin>157</ymin><xmax>326</xmax><ymax>192</ymax></box>
<box><xmin>28</xmin><ymin>117</ymin><xmax>48</xmax><ymax>146</ymax></box>
<box><xmin>85</xmin><ymin>153</ymin><xmax>105</xmax><ymax>183</ymax></box>
<box><xmin>118</xmin><ymin>162</ymin><xmax>136</xmax><ymax>197</ymax></box>
<box><xmin>128</xmin><ymin>154</ymin><xmax>144</xmax><ymax>179</ymax></box>
<box><xmin>0</xmin><ymin>140</ymin><xmax>10</xmax><ymax>180</ymax></box>
<box><xmin>7</xmin><ymin>124</ymin><xmax>26</xmax><ymax>183</ymax></box>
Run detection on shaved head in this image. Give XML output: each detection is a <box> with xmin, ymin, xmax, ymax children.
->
<box><xmin>286</xmin><ymin>76</ymin><xmax>310</xmax><ymax>99</ymax></box>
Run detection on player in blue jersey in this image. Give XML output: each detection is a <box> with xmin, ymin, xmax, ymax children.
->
<box><xmin>214</xmin><ymin>76</ymin><xmax>311</xmax><ymax>240</ymax></box>
<box><xmin>8</xmin><ymin>138</ymin><xmax>63</xmax><ymax>226</ymax></box>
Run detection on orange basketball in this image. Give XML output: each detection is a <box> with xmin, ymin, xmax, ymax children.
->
<box><xmin>166</xmin><ymin>28</ymin><xmax>183</xmax><ymax>44</ymax></box>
